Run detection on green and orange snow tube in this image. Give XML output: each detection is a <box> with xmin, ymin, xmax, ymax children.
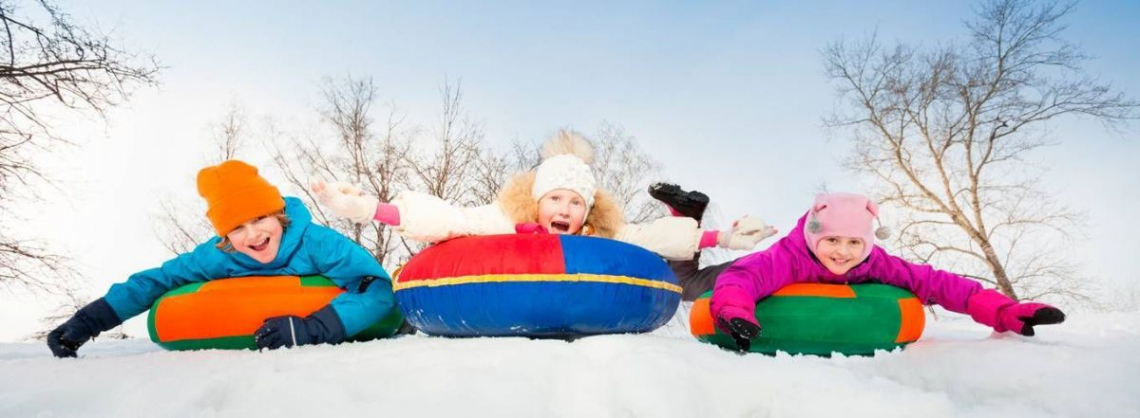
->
<box><xmin>690</xmin><ymin>283</ymin><xmax>925</xmax><ymax>356</ymax></box>
<box><xmin>147</xmin><ymin>275</ymin><xmax>403</xmax><ymax>351</ymax></box>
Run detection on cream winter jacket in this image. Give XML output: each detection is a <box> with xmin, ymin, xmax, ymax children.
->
<box><xmin>389</xmin><ymin>171</ymin><xmax>702</xmax><ymax>261</ymax></box>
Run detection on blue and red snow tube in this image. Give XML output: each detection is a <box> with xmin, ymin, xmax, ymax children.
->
<box><xmin>393</xmin><ymin>234</ymin><xmax>681</xmax><ymax>337</ymax></box>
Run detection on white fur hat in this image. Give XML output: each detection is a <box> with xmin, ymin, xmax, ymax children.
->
<box><xmin>531</xmin><ymin>130</ymin><xmax>597</xmax><ymax>211</ymax></box>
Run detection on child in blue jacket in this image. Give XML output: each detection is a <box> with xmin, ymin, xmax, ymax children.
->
<box><xmin>47</xmin><ymin>160</ymin><xmax>396</xmax><ymax>357</ymax></box>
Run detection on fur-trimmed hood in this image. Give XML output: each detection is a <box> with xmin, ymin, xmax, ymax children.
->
<box><xmin>498</xmin><ymin>171</ymin><xmax>624</xmax><ymax>238</ymax></box>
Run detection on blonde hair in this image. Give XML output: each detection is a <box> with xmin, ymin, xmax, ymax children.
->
<box><xmin>215</xmin><ymin>212</ymin><xmax>291</xmax><ymax>252</ymax></box>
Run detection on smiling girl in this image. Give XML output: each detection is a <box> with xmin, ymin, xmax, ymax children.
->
<box><xmin>709</xmin><ymin>193</ymin><xmax>1066</xmax><ymax>350</ymax></box>
<box><xmin>47</xmin><ymin>160</ymin><xmax>397</xmax><ymax>357</ymax></box>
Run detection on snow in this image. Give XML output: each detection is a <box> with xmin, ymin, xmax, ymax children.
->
<box><xmin>2</xmin><ymin>309</ymin><xmax>1137</xmax><ymax>418</ymax></box>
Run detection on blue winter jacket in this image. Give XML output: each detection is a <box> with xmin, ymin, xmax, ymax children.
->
<box><xmin>103</xmin><ymin>197</ymin><xmax>395</xmax><ymax>337</ymax></box>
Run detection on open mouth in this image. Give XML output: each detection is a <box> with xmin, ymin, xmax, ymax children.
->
<box><xmin>250</xmin><ymin>237</ymin><xmax>270</xmax><ymax>252</ymax></box>
<box><xmin>549</xmin><ymin>221</ymin><xmax>571</xmax><ymax>234</ymax></box>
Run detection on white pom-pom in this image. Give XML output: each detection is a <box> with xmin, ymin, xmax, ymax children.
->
<box><xmin>540</xmin><ymin>129</ymin><xmax>594</xmax><ymax>164</ymax></box>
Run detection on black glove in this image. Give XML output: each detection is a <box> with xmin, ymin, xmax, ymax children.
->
<box><xmin>47</xmin><ymin>298</ymin><xmax>123</xmax><ymax>358</ymax></box>
<box><xmin>254</xmin><ymin>305</ymin><xmax>346</xmax><ymax>350</ymax></box>
<box><xmin>716</xmin><ymin>317</ymin><xmax>761</xmax><ymax>353</ymax></box>
<box><xmin>1016</xmin><ymin>306</ymin><xmax>1066</xmax><ymax>337</ymax></box>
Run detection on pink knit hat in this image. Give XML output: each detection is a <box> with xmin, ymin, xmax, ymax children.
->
<box><xmin>803</xmin><ymin>193</ymin><xmax>889</xmax><ymax>262</ymax></box>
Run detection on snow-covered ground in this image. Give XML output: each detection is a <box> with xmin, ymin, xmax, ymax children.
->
<box><xmin>2</xmin><ymin>309</ymin><xmax>1137</xmax><ymax>418</ymax></box>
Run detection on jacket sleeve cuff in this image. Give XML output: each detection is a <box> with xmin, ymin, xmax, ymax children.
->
<box><xmin>309</xmin><ymin>305</ymin><xmax>348</xmax><ymax>345</ymax></box>
<box><xmin>374</xmin><ymin>203</ymin><xmax>401</xmax><ymax>226</ymax></box>
<box><xmin>698</xmin><ymin>230</ymin><xmax>720</xmax><ymax>249</ymax></box>
<box><xmin>81</xmin><ymin>298</ymin><xmax>125</xmax><ymax>334</ymax></box>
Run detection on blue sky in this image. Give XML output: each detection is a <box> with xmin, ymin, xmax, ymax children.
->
<box><xmin>1</xmin><ymin>1</ymin><xmax>1136</xmax><ymax>340</ymax></box>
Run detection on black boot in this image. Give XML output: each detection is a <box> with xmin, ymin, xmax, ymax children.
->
<box><xmin>395</xmin><ymin>318</ymin><xmax>418</xmax><ymax>336</ymax></box>
<box><xmin>649</xmin><ymin>183</ymin><xmax>709</xmax><ymax>223</ymax></box>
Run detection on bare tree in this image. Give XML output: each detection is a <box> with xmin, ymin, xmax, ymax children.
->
<box><xmin>407</xmin><ymin>80</ymin><xmax>485</xmax><ymax>206</ymax></box>
<box><xmin>0</xmin><ymin>0</ymin><xmax>159</xmax><ymax>291</ymax></box>
<box><xmin>468</xmin><ymin>146</ymin><xmax>512</xmax><ymax>206</ymax></box>
<box><xmin>1104</xmin><ymin>282</ymin><xmax>1140</xmax><ymax>313</ymax></box>
<box><xmin>822</xmin><ymin>0</ymin><xmax>1137</xmax><ymax>302</ymax></box>
<box><xmin>591</xmin><ymin>122</ymin><xmax>666</xmax><ymax>224</ymax></box>
<box><xmin>153</xmin><ymin>104</ymin><xmax>246</xmax><ymax>255</ymax></box>
<box><xmin>468</xmin><ymin>139</ymin><xmax>539</xmax><ymax>206</ymax></box>
<box><xmin>272</xmin><ymin>76</ymin><xmax>414</xmax><ymax>267</ymax></box>
<box><xmin>211</xmin><ymin>103</ymin><xmax>246</xmax><ymax>161</ymax></box>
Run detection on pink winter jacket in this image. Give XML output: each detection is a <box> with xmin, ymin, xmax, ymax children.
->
<box><xmin>714</xmin><ymin>213</ymin><xmax>982</xmax><ymax>314</ymax></box>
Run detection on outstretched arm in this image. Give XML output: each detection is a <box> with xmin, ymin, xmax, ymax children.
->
<box><xmin>616</xmin><ymin>215</ymin><xmax>778</xmax><ymax>261</ymax></box>
<box><xmin>869</xmin><ymin>249</ymin><xmax>983</xmax><ymax>314</ymax></box>
<box><xmin>311</xmin><ymin>179</ymin><xmax>514</xmax><ymax>243</ymax></box>
<box><xmin>871</xmin><ymin>250</ymin><xmax>1064</xmax><ymax>336</ymax></box>
<box><xmin>50</xmin><ymin>241</ymin><xmax>225</xmax><ymax>357</ymax></box>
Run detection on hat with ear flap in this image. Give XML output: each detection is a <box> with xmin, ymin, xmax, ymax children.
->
<box><xmin>803</xmin><ymin>193</ymin><xmax>890</xmax><ymax>262</ymax></box>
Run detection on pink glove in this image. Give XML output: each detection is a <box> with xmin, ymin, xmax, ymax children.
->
<box><xmin>515</xmin><ymin>223</ymin><xmax>549</xmax><ymax>234</ymax></box>
<box><xmin>710</xmin><ymin>286</ymin><xmax>761</xmax><ymax>351</ymax></box>
<box><xmin>966</xmin><ymin>289</ymin><xmax>1066</xmax><ymax>336</ymax></box>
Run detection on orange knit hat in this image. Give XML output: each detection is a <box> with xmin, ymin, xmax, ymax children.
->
<box><xmin>196</xmin><ymin>160</ymin><xmax>285</xmax><ymax>237</ymax></box>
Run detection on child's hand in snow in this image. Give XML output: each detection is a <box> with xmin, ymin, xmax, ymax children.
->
<box><xmin>967</xmin><ymin>289</ymin><xmax>1066</xmax><ymax>337</ymax></box>
<box><xmin>999</xmin><ymin>303</ymin><xmax>1066</xmax><ymax>337</ymax></box>
<box><xmin>46</xmin><ymin>298</ymin><xmax>122</xmax><ymax>358</ymax></box>
<box><xmin>710</xmin><ymin>286</ymin><xmax>761</xmax><ymax>352</ymax></box>
<box><xmin>717</xmin><ymin>215</ymin><xmax>778</xmax><ymax>250</ymax></box>
<box><xmin>310</xmin><ymin>180</ymin><xmax>380</xmax><ymax>224</ymax></box>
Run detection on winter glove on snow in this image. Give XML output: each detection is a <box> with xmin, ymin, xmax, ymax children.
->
<box><xmin>310</xmin><ymin>180</ymin><xmax>380</xmax><ymax>224</ymax></box>
<box><xmin>254</xmin><ymin>305</ymin><xmax>347</xmax><ymax>350</ymax></box>
<box><xmin>515</xmin><ymin>223</ymin><xmax>550</xmax><ymax>234</ymax></box>
<box><xmin>966</xmin><ymin>289</ymin><xmax>1065</xmax><ymax>336</ymax></box>
<box><xmin>710</xmin><ymin>286</ymin><xmax>762</xmax><ymax>352</ymax></box>
<box><xmin>717</xmin><ymin>216</ymin><xmax>778</xmax><ymax>251</ymax></box>
<box><xmin>47</xmin><ymin>298</ymin><xmax>123</xmax><ymax>358</ymax></box>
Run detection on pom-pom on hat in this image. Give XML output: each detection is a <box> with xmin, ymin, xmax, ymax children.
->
<box><xmin>531</xmin><ymin>129</ymin><xmax>597</xmax><ymax>213</ymax></box>
<box><xmin>197</xmin><ymin>160</ymin><xmax>285</xmax><ymax>237</ymax></box>
<box><xmin>803</xmin><ymin>193</ymin><xmax>890</xmax><ymax>262</ymax></box>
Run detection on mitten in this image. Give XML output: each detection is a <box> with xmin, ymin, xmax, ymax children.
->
<box><xmin>47</xmin><ymin>298</ymin><xmax>123</xmax><ymax>358</ymax></box>
<box><xmin>710</xmin><ymin>286</ymin><xmax>762</xmax><ymax>351</ymax></box>
<box><xmin>966</xmin><ymin>289</ymin><xmax>1065</xmax><ymax>336</ymax></box>
<box><xmin>254</xmin><ymin>305</ymin><xmax>347</xmax><ymax>350</ymax></box>
<box><xmin>310</xmin><ymin>180</ymin><xmax>381</xmax><ymax>224</ymax></box>
<box><xmin>717</xmin><ymin>216</ymin><xmax>778</xmax><ymax>250</ymax></box>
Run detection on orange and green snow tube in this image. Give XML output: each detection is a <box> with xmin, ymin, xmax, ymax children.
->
<box><xmin>690</xmin><ymin>283</ymin><xmax>925</xmax><ymax>356</ymax></box>
<box><xmin>147</xmin><ymin>275</ymin><xmax>402</xmax><ymax>351</ymax></box>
